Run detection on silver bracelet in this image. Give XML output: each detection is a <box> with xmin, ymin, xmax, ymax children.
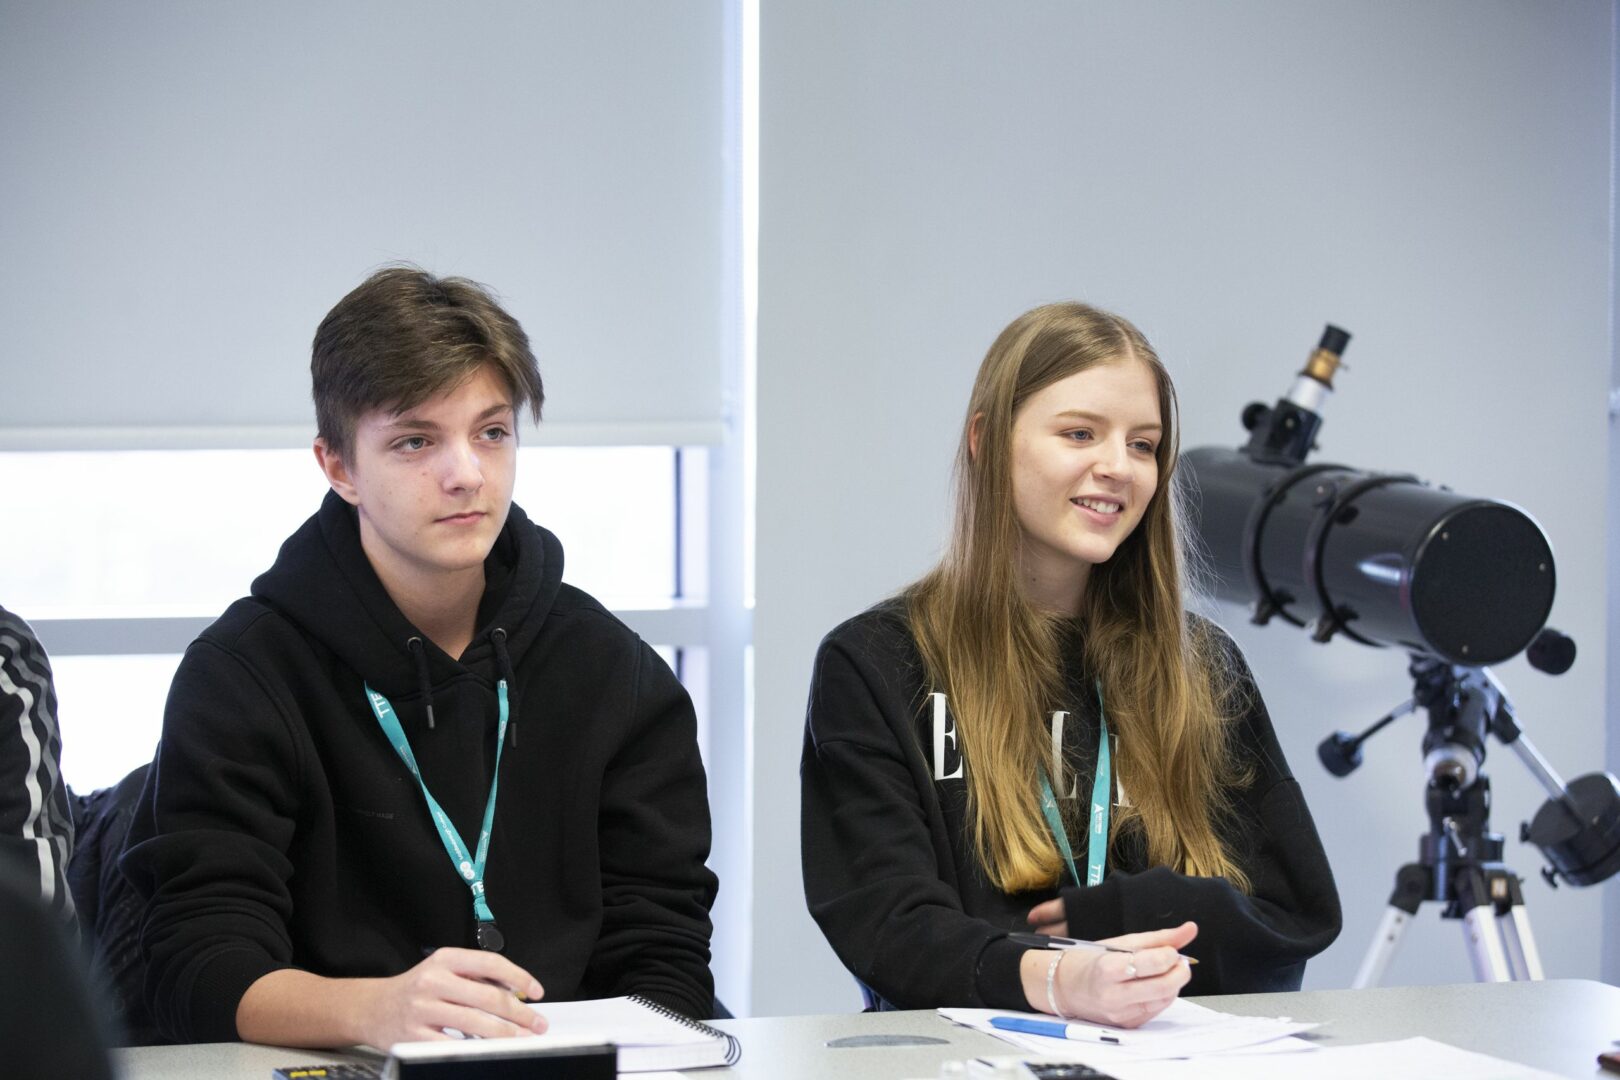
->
<box><xmin>1045</xmin><ymin>949</ymin><xmax>1067</xmax><ymax>1019</ymax></box>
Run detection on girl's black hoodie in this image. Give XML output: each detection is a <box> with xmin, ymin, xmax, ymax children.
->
<box><xmin>801</xmin><ymin>601</ymin><xmax>1341</xmax><ymax>1010</ymax></box>
<box><xmin>122</xmin><ymin>492</ymin><xmax>717</xmax><ymax>1042</ymax></box>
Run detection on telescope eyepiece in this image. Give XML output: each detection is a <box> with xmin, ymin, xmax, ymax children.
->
<box><xmin>1319</xmin><ymin>324</ymin><xmax>1351</xmax><ymax>355</ymax></box>
<box><xmin>1300</xmin><ymin>323</ymin><xmax>1351</xmax><ymax>391</ymax></box>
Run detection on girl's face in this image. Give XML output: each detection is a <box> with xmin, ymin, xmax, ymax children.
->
<box><xmin>1007</xmin><ymin>358</ymin><xmax>1161</xmax><ymax>612</ymax></box>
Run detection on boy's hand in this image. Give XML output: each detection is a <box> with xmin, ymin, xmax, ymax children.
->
<box><xmin>239</xmin><ymin>956</ymin><xmax>546</xmax><ymax>1050</ymax></box>
<box><xmin>350</xmin><ymin>949</ymin><xmax>547</xmax><ymax>1047</ymax></box>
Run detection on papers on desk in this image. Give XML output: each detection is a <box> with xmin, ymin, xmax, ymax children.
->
<box><xmin>940</xmin><ymin>999</ymin><xmax>1317</xmax><ymax>1060</ymax></box>
<box><xmin>1105</xmin><ymin>1036</ymin><xmax>1568</xmax><ymax>1080</ymax></box>
<box><xmin>942</xmin><ymin>1003</ymin><xmax>1566</xmax><ymax>1080</ymax></box>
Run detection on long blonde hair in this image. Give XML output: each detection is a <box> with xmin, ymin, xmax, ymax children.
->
<box><xmin>905</xmin><ymin>302</ymin><xmax>1252</xmax><ymax>893</ymax></box>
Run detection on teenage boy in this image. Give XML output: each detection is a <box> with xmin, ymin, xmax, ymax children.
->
<box><xmin>122</xmin><ymin>268</ymin><xmax>718</xmax><ymax>1048</ymax></box>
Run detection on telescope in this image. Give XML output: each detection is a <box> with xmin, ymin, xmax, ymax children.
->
<box><xmin>1179</xmin><ymin>327</ymin><xmax>1620</xmax><ymax>985</ymax></box>
<box><xmin>1181</xmin><ymin>327</ymin><xmax>1554</xmax><ymax>666</ymax></box>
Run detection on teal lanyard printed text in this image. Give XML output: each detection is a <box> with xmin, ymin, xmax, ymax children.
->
<box><xmin>365</xmin><ymin>681</ymin><xmax>509</xmax><ymax>926</ymax></box>
<box><xmin>1037</xmin><ymin>681</ymin><xmax>1110</xmax><ymax>888</ymax></box>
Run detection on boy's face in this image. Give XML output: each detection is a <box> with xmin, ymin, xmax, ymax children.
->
<box><xmin>317</xmin><ymin>364</ymin><xmax>517</xmax><ymax>591</ymax></box>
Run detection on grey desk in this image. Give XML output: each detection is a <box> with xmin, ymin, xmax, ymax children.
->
<box><xmin>117</xmin><ymin>979</ymin><xmax>1620</xmax><ymax>1080</ymax></box>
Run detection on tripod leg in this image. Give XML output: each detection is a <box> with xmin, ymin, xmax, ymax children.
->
<box><xmin>1354</xmin><ymin>864</ymin><xmax>1428</xmax><ymax>989</ymax></box>
<box><xmin>1461</xmin><ymin>907</ymin><xmax>1513</xmax><ymax>981</ymax></box>
<box><xmin>1456</xmin><ymin>868</ymin><xmax>1513</xmax><ymax>981</ymax></box>
<box><xmin>1354</xmin><ymin>906</ymin><xmax>1411</xmax><ymax>989</ymax></box>
<box><xmin>1495</xmin><ymin>877</ymin><xmax>1544</xmax><ymax>980</ymax></box>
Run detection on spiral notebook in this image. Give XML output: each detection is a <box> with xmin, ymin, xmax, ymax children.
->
<box><xmin>518</xmin><ymin>994</ymin><xmax>741</xmax><ymax>1072</ymax></box>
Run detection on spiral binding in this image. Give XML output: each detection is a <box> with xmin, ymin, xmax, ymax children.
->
<box><xmin>626</xmin><ymin>995</ymin><xmax>743</xmax><ymax>1066</ymax></box>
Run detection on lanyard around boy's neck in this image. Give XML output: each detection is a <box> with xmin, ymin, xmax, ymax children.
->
<box><xmin>364</xmin><ymin>680</ymin><xmax>511</xmax><ymax>951</ymax></box>
<box><xmin>1037</xmin><ymin>680</ymin><xmax>1110</xmax><ymax>889</ymax></box>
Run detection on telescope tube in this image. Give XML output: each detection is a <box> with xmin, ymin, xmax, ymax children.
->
<box><xmin>1180</xmin><ymin>446</ymin><xmax>1556</xmax><ymax>666</ymax></box>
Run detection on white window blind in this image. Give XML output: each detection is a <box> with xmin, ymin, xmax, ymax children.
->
<box><xmin>0</xmin><ymin>1</ymin><xmax>728</xmax><ymax>450</ymax></box>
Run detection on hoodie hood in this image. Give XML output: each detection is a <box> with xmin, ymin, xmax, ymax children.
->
<box><xmin>251</xmin><ymin>489</ymin><xmax>565</xmax><ymax>701</ymax></box>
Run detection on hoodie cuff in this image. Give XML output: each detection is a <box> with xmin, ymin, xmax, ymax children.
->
<box><xmin>1062</xmin><ymin>875</ymin><xmax>1127</xmax><ymax>940</ymax></box>
<box><xmin>972</xmin><ymin>935</ymin><xmax>1031</xmax><ymax>1010</ymax></box>
<box><xmin>182</xmin><ymin>948</ymin><xmax>291</xmax><ymax>1042</ymax></box>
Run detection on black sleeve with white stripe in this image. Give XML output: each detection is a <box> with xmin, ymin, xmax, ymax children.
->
<box><xmin>0</xmin><ymin>604</ymin><xmax>76</xmax><ymax>920</ymax></box>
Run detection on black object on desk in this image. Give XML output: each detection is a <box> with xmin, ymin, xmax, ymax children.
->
<box><xmin>275</xmin><ymin>1039</ymin><xmax>617</xmax><ymax>1080</ymax></box>
<box><xmin>382</xmin><ymin>1040</ymin><xmax>615</xmax><ymax>1079</ymax></box>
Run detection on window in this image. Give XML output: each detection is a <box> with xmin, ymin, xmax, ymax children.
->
<box><xmin>0</xmin><ymin>446</ymin><xmax>695</xmax><ymax>792</ymax></box>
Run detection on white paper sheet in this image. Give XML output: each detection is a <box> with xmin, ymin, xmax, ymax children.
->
<box><xmin>939</xmin><ymin>999</ymin><xmax>1319</xmax><ymax>1061</ymax></box>
<box><xmin>1082</xmin><ymin>1036</ymin><xmax>1566</xmax><ymax>1080</ymax></box>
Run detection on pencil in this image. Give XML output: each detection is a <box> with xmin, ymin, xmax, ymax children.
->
<box><xmin>1008</xmin><ymin>931</ymin><xmax>1199</xmax><ymax>964</ymax></box>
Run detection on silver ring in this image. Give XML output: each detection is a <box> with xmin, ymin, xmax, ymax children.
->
<box><xmin>1125</xmin><ymin>956</ymin><xmax>1138</xmax><ymax>979</ymax></box>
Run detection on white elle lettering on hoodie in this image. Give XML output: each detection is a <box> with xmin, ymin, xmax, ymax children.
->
<box><xmin>930</xmin><ymin>693</ymin><xmax>1075</xmax><ymax>799</ymax></box>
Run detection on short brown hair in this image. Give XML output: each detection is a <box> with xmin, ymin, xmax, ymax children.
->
<box><xmin>312</xmin><ymin>266</ymin><xmax>544</xmax><ymax>457</ymax></box>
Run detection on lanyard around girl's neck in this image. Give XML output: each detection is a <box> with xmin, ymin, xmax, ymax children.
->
<box><xmin>365</xmin><ymin>680</ymin><xmax>510</xmax><ymax>951</ymax></box>
<box><xmin>1036</xmin><ymin>680</ymin><xmax>1110</xmax><ymax>888</ymax></box>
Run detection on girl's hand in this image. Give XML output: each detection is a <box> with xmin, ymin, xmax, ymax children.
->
<box><xmin>1026</xmin><ymin>897</ymin><xmax>1067</xmax><ymax>937</ymax></box>
<box><xmin>1020</xmin><ymin>920</ymin><xmax>1198</xmax><ymax>1029</ymax></box>
<box><xmin>1061</xmin><ymin>921</ymin><xmax>1197</xmax><ymax>1028</ymax></box>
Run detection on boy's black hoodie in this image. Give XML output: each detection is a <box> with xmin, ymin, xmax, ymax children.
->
<box><xmin>122</xmin><ymin>492</ymin><xmax>717</xmax><ymax>1043</ymax></box>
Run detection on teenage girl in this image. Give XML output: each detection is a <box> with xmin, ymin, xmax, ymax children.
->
<box><xmin>801</xmin><ymin>302</ymin><xmax>1341</xmax><ymax>1025</ymax></box>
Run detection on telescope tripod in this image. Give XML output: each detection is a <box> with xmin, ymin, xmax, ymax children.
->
<box><xmin>1353</xmin><ymin>772</ymin><xmax>1543</xmax><ymax>987</ymax></box>
<box><xmin>1322</xmin><ymin>656</ymin><xmax>1561</xmax><ymax>987</ymax></box>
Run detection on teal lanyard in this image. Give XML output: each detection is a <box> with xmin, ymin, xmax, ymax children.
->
<box><xmin>365</xmin><ymin>681</ymin><xmax>509</xmax><ymax>936</ymax></box>
<box><xmin>1037</xmin><ymin>682</ymin><xmax>1110</xmax><ymax>888</ymax></box>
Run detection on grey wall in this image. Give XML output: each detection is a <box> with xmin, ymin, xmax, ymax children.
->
<box><xmin>755</xmin><ymin>1</ymin><xmax>1617</xmax><ymax>1016</ymax></box>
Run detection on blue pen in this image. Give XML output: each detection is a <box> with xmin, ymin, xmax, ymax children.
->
<box><xmin>989</xmin><ymin>1016</ymin><xmax>1123</xmax><ymax>1045</ymax></box>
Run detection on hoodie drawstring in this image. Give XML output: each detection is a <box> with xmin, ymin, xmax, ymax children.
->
<box><xmin>406</xmin><ymin>636</ymin><xmax>436</xmax><ymax>730</ymax></box>
<box><xmin>404</xmin><ymin>630</ymin><xmax>516</xmax><ymax>745</ymax></box>
<box><xmin>490</xmin><ymin>627</ymin><xmax>518</xmax><ymax>747</ymax></box>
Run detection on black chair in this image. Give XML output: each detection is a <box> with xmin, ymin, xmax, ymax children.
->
<box><xmin>857</xmin><ymin>979</ymin><xmax>895</xmax><ymax>1011</ymax></box>
<box><xmin>68</xmin><ymin>763</ymin><xmax>161</xmax><ymax>1045</ymax></box>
